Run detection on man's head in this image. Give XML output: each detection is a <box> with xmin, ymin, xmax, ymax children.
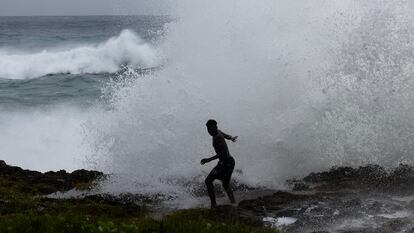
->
<box><xmin>206</xmin><ymin>119</ymin><xmax>218</xmax><ymax>136</ymax></box>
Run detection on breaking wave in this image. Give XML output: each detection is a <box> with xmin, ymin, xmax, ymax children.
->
<box><xmin>85</xmin><ymin>0</ymin><xmax>355</xmax><ymax>195</ymax></box>
<box><xmin>80</xmin><ymin>0</ymin><xmax>414</xmax><ymax>198</ymax></box>
<box><xmin>0</xmin><ymin>30</ymin><xmax>159</xmax><ymax>79</ymax></box>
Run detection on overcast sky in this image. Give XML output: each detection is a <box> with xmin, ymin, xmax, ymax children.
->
<box><xmin>0</xmin><ymin>0</ymin><xmax>170</xmax><ymax>16</ymax></box>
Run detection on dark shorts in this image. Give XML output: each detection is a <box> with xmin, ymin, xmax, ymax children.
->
<box><xmin>208</xmin><ymin>156</ymin><xmax>235</xmax><ymax>184</ymax></box>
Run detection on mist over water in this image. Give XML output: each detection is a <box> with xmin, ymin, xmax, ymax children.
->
<box><xmin>0</xmin><ymin>107</ymin><xmax>90</xmax><ymax>171</ymax></box>
<box><xmin>85</xmin><ymin>0</ymin><xmax>414</xmax><ymax>197</ymax></box>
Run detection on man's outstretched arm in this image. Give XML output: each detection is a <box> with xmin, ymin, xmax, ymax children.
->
<box><xmin>221</xmin><ymin>131</ymin><xmax>238</xmax><ymax>142</ymax></box>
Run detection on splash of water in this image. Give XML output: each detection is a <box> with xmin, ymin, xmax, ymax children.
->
<box><xmin>312</xmin><ymin>0</ymin><xmax>414</xmax><ymax>166</ymax></box>
<box><xmin>85</xmin><ymin>0</ymin><xmax>414</xmax><ymax>197</ymax></box>
<box><xmin>0</xmin><ymin>106</ymin><xmax>89</xmax><ymax>171</ymax></box>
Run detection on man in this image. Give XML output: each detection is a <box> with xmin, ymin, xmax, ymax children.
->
<box><xmin>201</xmin><ymin>119</ymin><xmax>238</xmax><ymax>208</ymax></box>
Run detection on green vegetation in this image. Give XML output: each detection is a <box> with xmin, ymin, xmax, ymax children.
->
<box><xmin>0</xmin><ymin>167</ymin><xmax>278</xmax><ymax>233</ymax></box>
<box><xmin>0</xmin><ymin>212</ymin><xmax>277</xmax><ymax>233</ymax></box>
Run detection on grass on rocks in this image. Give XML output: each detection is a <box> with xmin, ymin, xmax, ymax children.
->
<box><xmin>0</xmin><ymin>211</ymin><xmax>277</xmax><ymax>233</ymax></box>
<box><xmin>0</xmin><ymin>169</ymin><xmax>278</xmax><ymax>233</ymax></box>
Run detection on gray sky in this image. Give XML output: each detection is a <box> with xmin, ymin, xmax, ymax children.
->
<box><xmin>0</xmin><ymin>0</ymin><xmax>170</xmax><ymax>16</ymax></box>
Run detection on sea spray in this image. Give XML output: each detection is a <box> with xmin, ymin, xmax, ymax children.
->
<box><xmin>85</xmin><ymin>0</ymin><xmax>357</xmax><ymax>196</ymax></box>
<box><xmin>84</xmin><ymin>0</ymin><xmax>414</xmax><ymax>200</ymax></box>
<box><xmin>0</xmin><ymin>106</ymin><xmax>90</xmax><ymax>171</ymax></box>
<box><xmin>311</xmin><ymin>0</ymin><xmax>414</xmax><ymax>167</ymax></box>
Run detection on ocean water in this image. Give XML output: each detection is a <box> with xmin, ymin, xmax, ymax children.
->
<box><xmin>2</xmin><ymin>1</ymin><xmax>414</xmax><ymax>200</ymax></box>
<box><xmin>0</xmin><ymin>16</ymin><xmax>168</xmax><ymax>170</ymax></box>
<box><xmin>0</xmin><ymin>16</ymin><xmax>168</xmax><ymax>106</ymax></box>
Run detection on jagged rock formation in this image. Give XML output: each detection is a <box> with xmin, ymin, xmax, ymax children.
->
<box><xmin>0</xmin><ymin>160</ymin><xmax>103</xmax><ymax>195</ymax></box>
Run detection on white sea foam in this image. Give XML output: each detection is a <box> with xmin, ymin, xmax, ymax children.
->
<box><xmin>0</xmin><ymin>30</ymin><xmax>159</xmax><ymax>79</ymax></box>
<box><xmin>378</xmin><ymin>211</ymin><xmax>411</xmax><ymax>219</ymax></box>
<box><xmin>263</xmin><ymin>217</ymin><xmax>297</xmax><ymax>229</ymax></box>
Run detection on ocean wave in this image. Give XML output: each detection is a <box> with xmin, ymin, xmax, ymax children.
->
<box><xmin>0</xmin><ymin>30</ymin><xmax>160</xmax><ymax>79</ymax></box>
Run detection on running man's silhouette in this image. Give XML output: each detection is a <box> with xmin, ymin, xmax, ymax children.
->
<box><xmin>201</xmin><ymin>119</ymin><xmax>238</xmax><ymax>208</ymax></box>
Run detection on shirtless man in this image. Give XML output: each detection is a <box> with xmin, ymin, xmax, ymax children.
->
<box><xmin>201</xmin><ymin>119</ymin><xmax>238</xmax><ymax>208</ymax></box>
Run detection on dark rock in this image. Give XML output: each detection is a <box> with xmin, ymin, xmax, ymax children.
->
<box><xmin>356</xmin><ymin>164</ymin><xmax>387</xmax><ymax>184</ymax></box>
<box><xmin>0</xmin><ymin>160</ymin><xmax>104</xmax><ymax>195</ymax></box>
<box><xmin>391</xmin><ymin>164</ymin><xmax>414</xmax><ymax>179</ymax></box>
<box><xmin>82</xmin><ymin>194</ymin><xmax>145</xmax><ymax>216</ymax></box>
<box><xmin>71</xmin><ymin>169</ymin><xmax>103</xmax><ymax>183</ymax></box>
<box><xmin>408</xmin><ymin>200</ymin><xmax>414</xmax><ymax>209</ymax></box>
<box><xmin>377</xmin><ymin>218</ymin><xmax>410</xmax><ymax>232</ymax></box>
<box><xmin>405</xmin><ymin>227</ymin><xmax>414</xmax><ymax>233</ymax></box>
<box><xmin>36</xmin><ymin>184</ymin><xmax>58</xmax><ymax>194</ymax></box>
<box><xmin>303</xmin><ymin>166</ymin><xmax>356</xmax><ymax>184</ymax></box>
<box><xmin>301</xmin><ymin>164</ymin><xmax>414</xmax><ymax>193</ymax></box>
<box><xmin>344</xmin><ymin>198</ymin><xmax>362</xmax><ymax>208</ymax></box>
<box><xmin>236</xmin><ymin>165</ymin><xmax>414</xmax><ymax>232</ymax></box>
<box><xmin>274</xmin><ymin>208</ymin><xmax>300</xmax><ymax>217</ymax></box>
<box><xmin>368</xmin><ymin>201</ymin><xmax>382</xmax><ymax>213</ymax></box>
<box><xmin>239</xmin><ymin>191</ymin><xmax>314</xmax><ymax>213</ymax></box>
<box><xmin>293</xmin><ymin>181</ymin><xmax>310</xmax><ymax>191</ymax></box>
<box><xmin>388</xmin><ymin>164</ymin><xmax>414</xmax><ymax>191</ymax></box>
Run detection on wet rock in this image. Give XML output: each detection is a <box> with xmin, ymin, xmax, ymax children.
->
<box><xmin>274</xmin><ymin>208</ymin><xmax>301</xmax><ymax>217</ymax></box>
<box><xmin>82</xmin><ymin>194</ymin><xmax>146</xmax><ymax>216</ymax></box>
<box><xmin>303</xmin><ymin>166</ymin><xmax>357</xmax><ymax>184</ymax></box>
<box><xmin>368</xmin><ymin>201</ymin><xmax>382</xmax><ymax>213</ymax></box>
<box><xmin>339</xmin><ymin>229</ymin><xmax>376</xmax><ymax>233</ymax></box>
<box><xmin>302</xmin><ymin>164</ymin><xmax>414</xmax><ymax>193</ymax></box>
<box><xmin>388</xmin><ymin>164</ymin><xmax>414</xmax><ymax>191</ymax></box>
<box><xmin>291</xmin><ymin>181</ymin><xmax>310</xmax><ymax>191</ymax></box>
<box><xmin>377</xmin><ymin>218</ymin><xmax>410</xmax><ymax>233</ymax></box>
<box><xmin>0</xmin><ymin>160</ymin><xmax>104</xmax><ymax>195</ymax></box>
<box><xmin>405</xmin><ymin>227</ymin><xmax>414</xmax><ymax>233</ymax></box>
<box><xmin>306</xmin><ymin>205</ymin><xmax>334</xmax><ymax>216</ymax></box>
<box><xmin>344</xmin><ymin>198</ymin><xmax>362</xmax><ymax>208</ymax></box>
<box><xmin>239</xmin><ymin>191</ymin><xmax>315</xmax><ymax>214</ymax></box>
<box><xmin>71</xmin><ymin>169</ymin><xmax>103</xmax><ymax>183</ymax></box>
<box><xmin>408</xmin><ymin>200</ymin><xmax>414</xmax><ymax>209</ymax></box>
<box><xmin>234</xmin><ymin>165</ymin><xmax>414</xmax><ymax>232</ymax></box>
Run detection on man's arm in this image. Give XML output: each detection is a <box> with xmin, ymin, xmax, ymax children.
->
<box><xmin>201</xmin><ymin>155</ymin><xmax>219</xmax><ymax>165</ymax></box>
<box><xmin>220</xmin><ymin>131</ymin><xmax>238</xmax><ymax>142</ymax></box>
<box><xmin>201</xmin><ymin>136</ymin><xmax>229</xmax><ymax>165</ymax></box>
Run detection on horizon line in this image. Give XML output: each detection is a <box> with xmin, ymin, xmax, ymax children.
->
<box><xmin>0</xmin><ymin>14</ymin><xmax>172</xmax><ymax>17</ymax></box>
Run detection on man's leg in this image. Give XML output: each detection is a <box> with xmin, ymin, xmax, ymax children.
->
<box><xmin>222</xmin><ymin>180</ymin><xmax>236</xmax><ymax>204</ymax></box>
<box><xmin>205</xmin><ymin>174</ymin><xmax>217</xmax><ymax>208</ymax></box>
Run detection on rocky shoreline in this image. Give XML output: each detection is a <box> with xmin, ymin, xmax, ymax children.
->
<box><xmin>0</xmin><ymin>160</ymin><xmax>103</xmax><ymax>195</ymax></box>
<box><xmin>1</xmin><ymin>160</ymin><xmax>414</xmax><ymax>233</ymax></box>
<box><xmin>239</xmin><ymin>164</ymin><xmax>414</xmax><ymax>232</ymax></box>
